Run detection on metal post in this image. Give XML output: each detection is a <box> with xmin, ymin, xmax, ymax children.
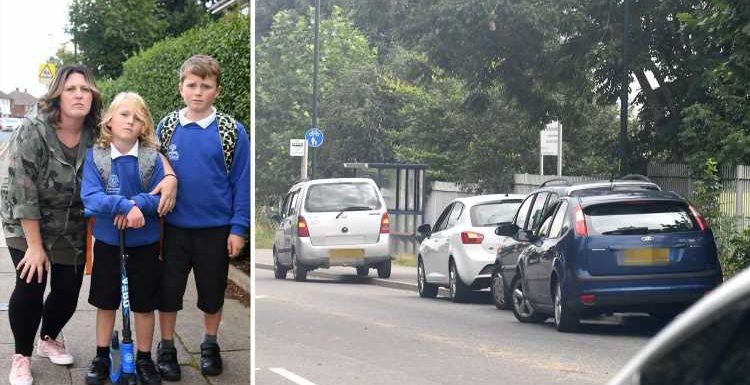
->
<box><xmin>557</xmin><ymin>122</ymin><xmax>563</xmax><ymax>176</ymax></box>
<box><xmin>540</xmin><ymin>155</ymin><xmax>544</xmax><ymax>176</ymax></box>
<box><xmin>737</xmin><ymin>165</ymin><xmax>745</xmax><ymax>228</ymax></box>
<box><xmin>619</xmin><ymin>0</ymin><xmax>630</xmax><ymax>177</ymax></box>
<box><xmin>311</xmin><ymin>0</ymin><xmax>321</xmax><ymax>179</ymax></box>
<box><xmin>540</xmin><ymin>130</ymin><xmax>544</xmax><ymax>176</ymax></box>
<box><xmin>301</xmin><ymin>141</ymin><xmax>308</xmax><ymax>179</ymax></box>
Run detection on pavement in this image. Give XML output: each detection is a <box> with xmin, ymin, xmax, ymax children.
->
<box><xmin>0</xmin><ymin>236</ymin><xmax>251</xmax><ymax>385</ymax></box>
<box><xmin>254</xmin><ymin>248</ymin><xmax>419</xmax><ymax>292</ymax></box>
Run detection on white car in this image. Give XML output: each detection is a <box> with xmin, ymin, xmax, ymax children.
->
<box><xmin>0</xmin><ymin>117</ymin><xmax>22</xmax><ymax>132</ymax></box>
<box><xmin>272</xmin><ymin>178</ymin><xmax>391</xmax><ymax>282</ymax></box>
<box><xmin>416</xmin><ymin>194</ymin><xmax>525</xmax><ymax>302</ymax></box>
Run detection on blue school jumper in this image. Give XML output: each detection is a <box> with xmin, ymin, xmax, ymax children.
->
<box><xmin>81</xmin><ymin>142</ymin><xmax>164</xmax><ymax>247</ymax></box>
<box><xmin>157</xmin><ymin>108</ymin><xmax>250</xmax><ymax>236</ymax></box>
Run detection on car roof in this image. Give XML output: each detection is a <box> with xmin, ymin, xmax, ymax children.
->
<box><xmin>289</xmin><ymin>177</ymin><xmax>377</xmax><ymax>191</ymax></box>
<box><xmin>455</xmin><ymin>194</ymin><xmax>526</xmax><ymax>206</ymax></box>
<box><xmin>530</xmin><ymin>180</ymin><xmax>662</xmax><ymax>197</ymax></box>
<box><xmin>608</xmin><ymin>267</ymin><xmax>750</xmax><ymax>385</ymax></box>
<box><xmin>575</xmin><ymin>190</ymin><xmax>685</xmax><ymax>207</ymax></box>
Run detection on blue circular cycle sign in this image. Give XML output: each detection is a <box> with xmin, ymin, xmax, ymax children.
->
<box><xmin>305</xmin><ymin>128</ymin><xmax>324</xmax><ymax>148</ymax></box>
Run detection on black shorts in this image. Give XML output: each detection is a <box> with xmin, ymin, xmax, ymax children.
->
<box><xmin>159</xmin><ymin>224</ymin><xmax>230</xmax><ymax>314</ymax></box>
<box><xmin>88</xmin><ymin>240</ymin><xmax>161</xmax><ymax>313</ymax></box>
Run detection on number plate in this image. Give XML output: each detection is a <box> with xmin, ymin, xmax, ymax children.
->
<box><xmin>329</xmin><ymin>249</ymin><xmax>365</xmax><ymax>260</ymax></box>
<box><xmin>620</xmin><ymin>248</ymin><xmax>669</xmax><ymax>266</ymax></box>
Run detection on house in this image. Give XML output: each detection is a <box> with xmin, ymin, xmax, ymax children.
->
<box><xmin>8</xmin><ymin>88</ymin><xmax>37</xmax><ymax>118</ymax></box>
<box><xmin>0</xmin><ymin>91</ymin><xmax>11</xmax><ymax>117</ymax></box>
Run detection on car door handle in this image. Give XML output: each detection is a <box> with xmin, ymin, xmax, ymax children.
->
<box><xmin>672</xmin><ymin>242</ymin><xmax>687</xmax><ymax>248</ymax></box>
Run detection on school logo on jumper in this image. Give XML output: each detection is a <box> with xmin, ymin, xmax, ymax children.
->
<box><xmin>168</xmin><ymin>143</ymin><xmax>179</xmax><ymax>161</ymax></box>
<box><xmin>106</xmin><ymin>174</ymin><xmax>120</xmax><ymax>194</ymax></box>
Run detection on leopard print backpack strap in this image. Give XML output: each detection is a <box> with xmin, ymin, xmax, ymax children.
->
<box><xmin>216</xmin><ymin>113</ymin><xmax>238</xmax><ymax>175</ymax></box>
<box><xmin>158</xmin><ymin>111</ymin><xmax>181</xmax><ymax>155</ymax></box>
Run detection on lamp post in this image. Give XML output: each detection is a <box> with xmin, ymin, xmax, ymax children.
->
<box><xmin>311</xmin><ymin>0</ymin><xmax>321</xmax><ymax>179</ymax></box>
<box><xmin>619</xmin><ymin>0</ymin><xmax>630</xmax><ymax>176</ymax></box>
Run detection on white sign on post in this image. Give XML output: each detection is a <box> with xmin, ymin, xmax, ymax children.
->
<box><xmin>290</xmin><ymin>139</ymin><xmax>305</xmax><ymax>156</ymax></box>
<box><xmin>540</xmin><ymin>128</ymin><xmax>558</xmax><ymax>156</ymax></box>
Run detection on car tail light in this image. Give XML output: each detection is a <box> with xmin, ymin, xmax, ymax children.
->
<box><xmin>688</xmin><ymin>204</ymin><xmax>709</xmax><ymax>231</ymax></box>
<box><xmin>580</xmin><ymin>294</ymin><xmax>596</xmax><ymax>304</ymax></box>
<box><xmin>297</xmin><ymin>216</ymin><xmax>310</xmax><ymax>237</ymax></box>
<box><xmin>380</xmin><ymin>213</ymin><xmax>390</xmax><ymax>234</ymax></box>
<box><xmin>574</xmin><ymin>207</ymin><xmax>587</xmax><ymax>236</ymax></box>
<box><xmin>460</xmin><ymin>231</ymin><xmax>484</xmax><ymax>244</ymax></box>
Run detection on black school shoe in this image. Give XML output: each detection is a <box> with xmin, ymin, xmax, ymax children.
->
<box><xmin>156</xmin><ymin>343</ymin><xmax>181</xmax><ymax>381</ymax></box>
<box><xmin>85</xmin><ymin>356</ymin><xmax>109</xmax><ymax>385</ymax></box>
<box><xmin>200</xmin><ymin>342</ymin><xmax>223</xmax><ymax>376</ymax></box>
<box><xmin>136</xmin><ymin>357</ymin><xmax>162</xmax><ymax>385</ymax></box>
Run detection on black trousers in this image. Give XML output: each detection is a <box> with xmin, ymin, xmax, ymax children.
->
<box><xmin>8</xmin><ymin>247</ymin><xmax>84</xmax><ymax>356</ymax></box>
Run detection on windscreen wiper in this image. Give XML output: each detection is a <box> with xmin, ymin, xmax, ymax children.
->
<box><xmin>335</xmin><ymin>206</ymin><xmax>373</xmax><ymax>219</ymax></box>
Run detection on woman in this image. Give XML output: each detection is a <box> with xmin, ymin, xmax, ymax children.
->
<box><xmin>2</xmin><ymin>65</ymin><xmax>177</xmax><ymax>385</ymax></box>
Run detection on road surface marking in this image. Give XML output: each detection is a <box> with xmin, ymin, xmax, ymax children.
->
<box><xmin>270</xmin><ymin>368</ymin><xmax>318</xmax><ymax>385</ymax></box>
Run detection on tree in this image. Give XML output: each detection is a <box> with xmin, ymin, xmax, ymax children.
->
<box><xmin>68</xmin><ymin>0</ymin><xmax>211</xmax><ymax>79</ymax></box>
<box><xmin>156</xmin><ymin>0</ymin><xmax>211</xmax><ymax>36</ymax></box>
<box><xmin>256</xmin><ymin>7</ymin><xmax>383</xmax><ymax>203</ymax></box>
<box><xmin>678</xmin><ymin>1</ymin><xmax>750</xmax><ymax>165</ymax></box>
<box><xmin>69</xmin><ymin>0</ymin><xmax>167</xmax><ymax>78</ymax></box>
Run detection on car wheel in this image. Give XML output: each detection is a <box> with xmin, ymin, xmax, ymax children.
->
<box><xmin>356</xmin><ymin>266</ymin><xmax>369</xmax><ymax>277</ymax></box>
<box><xmin>417</xmin><ymin>258</ymin><xmax>438</xmax><ymax>298</ymax></box>
<box><xmin>291</xmin><ymin>251</ymin><xmax>307</xmax><ymax>282</ymax></box>
<box><xmin>554</xmin><ymin>280</ymin><xmax>579</xmax><ymax>332</ymax></box>
<box><xmin>511</xmin><ymin>273</ymin><xmax>546</xmax><ymax>323</ymax></box>
<box><xmin>272</xmin><ymin>248</ymin><xmax>288</xmax><ymax>279</ymax></box>
<box><xmin>448</xmin><ymin>260</ymin><xmax>470</xmax><ymax>303</ymax></box>
<box><xmin>376</xmin><ymin>259</ymin><xmax>391</xmax><ymax>278</ymax></box>
<box><xmin>491</xmin><ymin>271</ymin><xmax>510</xmax><ymax>310</ymax></box>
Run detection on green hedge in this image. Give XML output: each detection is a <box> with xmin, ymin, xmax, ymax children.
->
<box><xmin>100</xmin><ymin>12</ymin><xmax>250</xmax><ymax>126</ymax></box>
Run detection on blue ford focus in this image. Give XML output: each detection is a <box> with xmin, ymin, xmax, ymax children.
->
<box><xmin>495</xmin><ymin>188</ymin><xmax>723</xmax><ymax>332</ymax></box>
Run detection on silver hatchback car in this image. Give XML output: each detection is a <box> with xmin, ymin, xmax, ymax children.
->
<box><xmin>272</xmin><ymin>178</ymin><xmax>391</xmax><ymax>281</ymax></box>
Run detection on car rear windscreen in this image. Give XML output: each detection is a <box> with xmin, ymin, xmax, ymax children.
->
<box><xmin>584</xmin><ymin>201</ymin><xmax>697</xmax><ymax>235</ymax></box>
<box><xmin>305</xmin><ymin>183</ymin><xmax>382</xmax><ymax>212</ymax></box>
<box><xmin>470</xmin><ymin>200</ymin><xmax>522</xmax><ymax>227</ymax></box>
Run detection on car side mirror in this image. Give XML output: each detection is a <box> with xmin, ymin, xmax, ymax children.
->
<box><xmin>417</xmin><ymin>224</ymin><xmax>431</xmax><ymax>235</ymax></box>
<box><xmin>270</xmin><ymin>213</ymin><xmax>282</xmax><ymax>223</ymax></box>
<box><xmin>495</xmin><ymin>222</ymin><xmax>518</xmax><ymax>237</ymax></box>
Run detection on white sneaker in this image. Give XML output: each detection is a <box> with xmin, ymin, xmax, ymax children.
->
<box><xmin>36</xmin><ymin>335</ymin><xmax>74</xmax><ymax>365</ymax></box>
<box><xmin>9</xmin><ymin>354</ymin><xmax>33</xmax><ymax>385</ymax></box>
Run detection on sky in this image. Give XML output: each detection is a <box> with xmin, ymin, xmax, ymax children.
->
<box><xmin>0</xmin><ymin>0</ymin><xmax>73</xmax><ymax>97</ymax></box>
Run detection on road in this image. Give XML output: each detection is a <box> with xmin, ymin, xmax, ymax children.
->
<box><xmin>255</xmin><ymin>250</ymin><xmax>658</xmax><ymax>385</ymax></box>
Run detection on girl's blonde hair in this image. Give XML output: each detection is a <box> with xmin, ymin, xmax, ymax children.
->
<box><xmin>97</xmin><ymin>92</ymin><xmax>157</xmax><ymax>149</ymax></box>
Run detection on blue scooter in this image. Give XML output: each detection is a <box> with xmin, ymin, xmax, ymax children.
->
<box><xmin>109</xmin><ymin>229</ymin><xmax>137</xmax><ymax>385</ymax></box>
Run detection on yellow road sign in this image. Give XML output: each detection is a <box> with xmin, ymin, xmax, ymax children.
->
<box><xmin>38</xmin><ymin>63</ymin><xmax>57</xmax><ymax>81</ymax></box>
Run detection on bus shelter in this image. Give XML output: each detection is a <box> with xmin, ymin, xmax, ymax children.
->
<box><xmin>343</xmin><ymin>162</ymin><xmax>427</xmax><ymax>256</ymax></box>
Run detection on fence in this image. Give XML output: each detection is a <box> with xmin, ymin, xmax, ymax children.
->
<box><xmin>647</xmin><ymin>163</ymin><xmax>750</xmax><ymax>231</ymax></box>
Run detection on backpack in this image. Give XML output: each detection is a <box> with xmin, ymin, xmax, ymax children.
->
<box><xmin>85</xmin><ymin>144</ymin><xmax>161</xmax><ymax>275</ymax></box>
<box><xmin>91</xmin><ymin>145</ymin><xmax>160</xmax><ymax>191</ymax></box>
<box><xmin>158</xmin><ymin>110</ymin><xmax>239</xmax><ymax>175</ymax></box>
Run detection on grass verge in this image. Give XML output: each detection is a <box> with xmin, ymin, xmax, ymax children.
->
<box><xmin>255</xmin><ymin>211</ymin><xmax>275</xmax><ymax>249</ymax></box>
<box><xmin>394</xmin><ymin>252</ymin><xmax>417</xmax><ymax>267</ymax></box>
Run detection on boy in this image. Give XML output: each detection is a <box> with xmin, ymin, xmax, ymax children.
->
<box><xmin>156</xmin><ymin>55</ymin><xmax>249</xmax><ymax>380</ymax></box>
<box><xmin>81</xmin><ymin>92</ymin><xmax>165</xmax><ymax>385</ymax></box>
